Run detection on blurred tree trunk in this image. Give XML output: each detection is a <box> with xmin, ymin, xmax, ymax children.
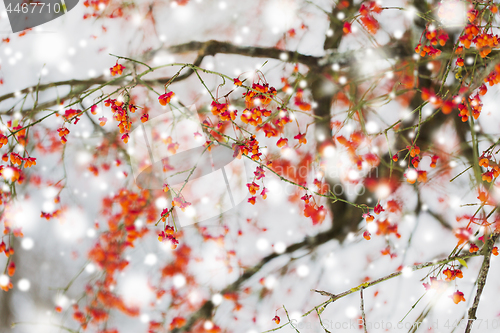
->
<box><xmin>0</xmin><ymin>289</ymin><xmax>13</xmax><ymax>331</ymax></box>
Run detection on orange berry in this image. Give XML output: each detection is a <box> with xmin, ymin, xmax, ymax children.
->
<box><xmin>451</xmin><ymin>291</ymin><xmax>466</xmax><ymax>304</ymax></box>
<box><xmin>469</xmin><ymin>243</ymin><xmax>479</xmax><ymax>253</ymax></box>
<box><xmin>7</xmin><ymin>262</ymin><xmax>15</xmax><ymax>276</ymax></box>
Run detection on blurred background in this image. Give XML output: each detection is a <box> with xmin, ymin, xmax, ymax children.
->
<box><xmin>1</xmin><ymin>1</ymin><xmax>500</xmax><ymax>332</ymax></box>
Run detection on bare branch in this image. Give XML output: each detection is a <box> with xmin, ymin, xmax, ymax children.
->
<box><xmin>0</xmin><ymin>57</ymin><xmax>204</xmax><ymax>116</ymax></box>
<box><xmin>163</xmin><ymin>40</ymin><xmax>321</xmax><ymax>68</ymax></box>
<box><xmin>360</xmin><ymin>288</ymin><xmax>368</xmax><ymax>333</ymax></box>
<box><xmin>0</xmin><ymin>78</ymin><xmax>103</xmax><ymax>105</ymax></box>
<box><xmin>465</xmin><ymin>232</ymin><xmax>500</xmax><ymax>333</ymax></box>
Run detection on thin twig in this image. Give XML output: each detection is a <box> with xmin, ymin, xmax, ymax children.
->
<box><xmin>283</xmin><ymin>305</ymin><xmax>300</xmax><ymax>333</ymax></box>
<box><xmin>360</xmin><ymin>288</ymin><xmax>368</xmax><ymax>333</ymax></box>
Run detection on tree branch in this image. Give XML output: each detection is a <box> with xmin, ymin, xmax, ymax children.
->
<box><xmin>0</xmin><ymin>38</ymin><xmax>317</xmax><ymax>115</ymax></box>
<box><xmin>360</xmin><ymin>288</ymin><xmax>368</xmax><ymax>333</ymax></box>
<box><xmin>312</xmin><ymin>251</ymin><xmax>485</xmax><ymax>304</ymax></box>
<box><xmin>464</xmin><ymin>232</ymin><xmax>499</xmax><ymax>333</ymax></box>
<box><xmin>162</xmin><ymin>40</ymin><xmax>321</xmax><ymax>68</ymax></box>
